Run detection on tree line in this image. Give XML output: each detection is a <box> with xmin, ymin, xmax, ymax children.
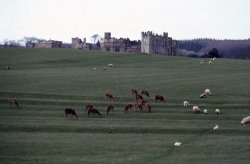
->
<box><xmin>178</xmin><ymin>39</ymin><xmax>250</xmax><ymax>59</ymax></box>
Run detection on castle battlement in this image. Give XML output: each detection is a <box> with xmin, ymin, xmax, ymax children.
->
<box><xmin>141</xmin><ymin>31</ymin><xmax>168</xmax><ymax>38</ymax></box>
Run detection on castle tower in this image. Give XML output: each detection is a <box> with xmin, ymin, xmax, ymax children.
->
<box><xmin>141</xmin><ymin>31</ymin><xmax>152</xmax><ymax>54</ymax></box>
<box><xmin>141</xmin><ymin>31</ymin><xmax>176</xmax><ymax>55</ymax></box>
<box><xmin>104</xmin><ymin>32</ymin><xmax>111</xmax><ymax>40</ymax></box>
<box><xmin>83</xmin><ymin>38</ymin><xmax>86</xmax><ymax>43</ymax></box>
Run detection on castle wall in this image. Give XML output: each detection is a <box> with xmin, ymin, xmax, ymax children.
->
<box><xmin>36</xmin><ymin>40</ymin><xmax>62</xmax><ymax>48</ymax></box>
<box><xmin>71</xmin><ymin>37</ymin><xmax>90</xmax><ymax>50</ymax></box>
<box><xmin>141</xmin><ymin>31</ymin><xmax>177</xmax><ymax>56</ymax></box>
<box><xmin>101</xmin><ymin>32</ymin><xmax>140</xmax><ymax>53</ymax></box>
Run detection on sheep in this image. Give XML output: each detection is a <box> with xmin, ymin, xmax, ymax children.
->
<box><xmin>241</xmin><ymin>116</ymin><xmax>250</xmax><ymax>125</ymax></box>
<box><xmin>212</xmin><ymin>57</ymin><xmax>216</xmax><ymax>61</ymax></box>
<box><xmin>200</xmin><ymin>93</ymin><xmax>207</xmax><ymax>98</ymax></box>
<box><xmin>209</xmin><ymin>60</ymin><xmax>212</xmax><ymax>64</ymax></box>
<box><xmin>205</xmin><ymin>89</ymin><xmax>211</xmax><ymax>96</ymax></box>
<box><xmin>192</xmin><ymin>106</ymin><xmax>201</xmax><ymax>114</ymax></box>
<box><xmin>215</xmin><ymin>109</ymin><xmax>221</xmax><ymax>114</ymax></box>
<box><xmin>204</xmin><ymin>109</ymin><xmax>208</xmax><ymax>114</ymax></box>
<box><xmin>108</xmin><ymin>64</ymin><xmax>114</xmax><ymax>67</ymax></box>
<box><xmin>213</xmin><ymin>125</ymin><xmax>219</xmax><ymax>130</ymax></box>
<box><xmin>174</xmin><ymin>142</ymin><xmax>181</xmax><ymax>146</ymax></box>
<box><xmin>183</xmin><ymin>101</ymin><xmax>189</xmax><ymax>107</ymax></box>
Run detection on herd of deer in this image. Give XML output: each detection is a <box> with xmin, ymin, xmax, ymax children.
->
<box><xmin>64</xmin><ymin>89</ymin><xmax>166</xmax><ymax>119</ymax></box>
<box><xmin>7</xmin><ymin>89</ymin><xmax>166</xmax><ymax>120</ymax></box>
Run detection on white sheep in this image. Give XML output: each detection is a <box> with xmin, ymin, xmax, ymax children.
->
<box><xmin>212</xmin><ymin>57</ymin><xmax>216</xmax><ymax>61</ymax></box>
<box><xmin>108</xmin><ymin>64</ymin><xmax>114</xmax><ymax>67</ymax></box>
<box><xmin>183</xmin><ymin>101</ymin><xmax>189</xmax><ymax>107</ymax></box>
<box><xmin>204</xmin><ymin>109</ymin><xmax>208</xmax><ymax>114</ymax></box>
<box><xmin>241</xmin><ymin>116</ymin><xmax>250</xmax><ymax>125</ymax></box>
<box><xmin>213</xmin><ymin>125</ymin><xmax>219</xmax><ymax>130</ymax></box>
<box><xmin>205</xmin><ymin>89</ymin><xmax>211</xmax><ymax>96</ymax></box>
<box><xmin>209</xmin><ymin>60</ymin><xmax>212</xmax><ymax>64</ymax></box>
<box><xmin>174</xmin><ymin>142</ymin><xmax>181</xmax><ymax>146</ymax></box>
<box><xmin>215</xmin><ymin>109</ymin><xmax>221</xmax><ymax>114</ymax></box>
<box><xmin>193</xmin><ymin>106</ymin><xmax>201</xmax><ymax>114</ymax></box>
<box><xmin>200</xmin><ymin>93</ymin><xmax>207</xmax><ymax>98</ymax></box>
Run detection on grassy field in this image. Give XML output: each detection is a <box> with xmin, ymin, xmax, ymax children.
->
<box><xmin>0</xmin><ymin>48</ymin><xmax>250</xmax><ymax>164</ymax></box>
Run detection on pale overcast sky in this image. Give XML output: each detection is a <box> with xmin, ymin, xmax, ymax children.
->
<box><xmin>0</xmin><ymin>0</ymin><xmax>250</xmax><ymax>43</ymax></box>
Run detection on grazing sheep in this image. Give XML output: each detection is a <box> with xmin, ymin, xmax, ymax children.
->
<box><xmin>192</xmin><ymin>106</ymin><xmax>201</xmax><ymax>114</ymax></box>
<box><xmin>209</xmin><ymin>60</ymin><xmax>212</xmax><ymax>64</ymax></box>
<box><xmin>205</xmin><ymin>89</ymin><xmax>211</xmax><ymax>96</ymax></box>
<box><xmin>213</xmin><ymin>125</ymin><xmax>219</xmax><ymax>130</ymax></box>
<box><xmin>204</xmin><ymin>109</ymin><xmax>208</xmax><ymax>114</ymax></box>
<box><xmin>183</xmin><ymin>101</ymin><xmax>189</xmax><ymax>107</ymax></box>
<box><xmin>174</xmin><ymin>142</ymin><xmax>181</xmax><ymax>146</ymax></box>
<box><xmin>215</xmin><ymin>109</ymin><xmax>221</xmax><ymax>114</ymax></box>
<box><xmin>200</xmin><ymin>93</ymin><xmax>207</xmax><ymax>98</ymax></box>
<box><xmin>108</xmin><ymin>64</ymin><xmax>114</xmax><ymax>67</ymax></box>
<box><xmin>241</xmin><ymin>116</ymin><xmax>250</xmax><ymax>125</ymax></box>
<box><xmin>103</xmin><ymin>66</ymin><xmax>107</xmax><ymax>70</ymax></box>
<box><xmin>212</xmin><ymin>57</ymin><xmax>216</xmax><ymax>61</ymax></box>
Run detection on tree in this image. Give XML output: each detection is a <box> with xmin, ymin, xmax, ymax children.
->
<box><xmin>208</xmin><ymin>48</ymin><xmax>221</xmax><ymax>58</ymax></box>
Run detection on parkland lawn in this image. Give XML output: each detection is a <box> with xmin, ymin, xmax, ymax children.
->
<box><xmin>0</xmin><ymin>48</ymin><xmax>250</xmax><ymax>164</ymax></box>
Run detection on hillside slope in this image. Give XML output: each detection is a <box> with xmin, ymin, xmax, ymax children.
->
<box><xmin>0</xmin><ymin>48</ymin><xmax>250</xmax><ymax>164</ymax></box>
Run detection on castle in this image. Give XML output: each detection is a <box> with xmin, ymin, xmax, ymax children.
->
<box><xmin>100</xmin><ymin>32</ymin><xmax>141</xmax><ymax>53</ymax></box>
<box><xmin>71</xmin><ymin>37</ymin><xmax>91</xmax><ymax>50</ymax></box>
<box><xmin>141</xmin><ymin>31</ymin><xmax>178</xmax><ymax>55</ymax></box>
<box><xmin>33</xmin><ymin>31</ymin><xmax>178</xmax><ymax>56</ymax></box>
<box><xmin>36</xmin><ymin>40</ymin><xmax>62</xmax><ymax>48</ymax></box>
<box><xmin>100</xmin><ymin>31</ymin><xmax>178</xmax><ymax>55</ymax></box>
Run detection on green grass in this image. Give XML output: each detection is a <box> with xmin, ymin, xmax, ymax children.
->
<box><xmin>0</xmin><ymin>48</ymin><xmax>250</xmax><ymax>164</ymax></box>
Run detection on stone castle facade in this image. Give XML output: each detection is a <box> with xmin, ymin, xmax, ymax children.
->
<box><xmin>100</xmin><ymin>32</ymin><xmax>141</xmax><ymax>53</ymax></box>
<box><xmin>32</xmin><ymin>31</ymin><xmax>178</xmax><ymax>55</ymax></box>
<box><xmin>36</xmin><ymin>40</ymin><xmax>62</xmax><ymax>48</ymax></box>
<box><xmin>71</xmin><ymin>37</ymin><xmax>90</xmax><ymax>50</ymax></box>
<box><xmin>141</xmin><ymin>31</ymin><xmax>178</xmax><ymax>55</ymax></box>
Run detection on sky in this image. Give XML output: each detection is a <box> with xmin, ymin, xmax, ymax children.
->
<box><xmin>0</xmin><ymin>0</ymin><xmax>250</xmax><ymax>43</ymax></box>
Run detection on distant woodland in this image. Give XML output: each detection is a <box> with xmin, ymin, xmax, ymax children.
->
<box><xmin>178</xmin><ymin>39</ymin><xmax>250</xmax><ymax>59</ymax></box>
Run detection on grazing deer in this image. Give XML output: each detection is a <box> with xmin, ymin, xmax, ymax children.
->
<box><xmin>155</xmin><ymin>95</ymin><xmax>166</xmax><ymax>103</ymax></box>
<box><xmin>107</xmin><ymin>105</ymin><xmax>114</xmax><ymax>115</ymax></box>
<box><xmin>105</xmin><ymin>93</ymin><xmax>114</xmax><ymax>101</ymax></box>
<box><xmin>64</xmin><ymin>108</ymin><xmax>78</xmax><ymax>119</ymax></box>
<box><xmin>9</xmin><ymin>99</ymin><xmax>19</xmax><ymax>108</ymax></box>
